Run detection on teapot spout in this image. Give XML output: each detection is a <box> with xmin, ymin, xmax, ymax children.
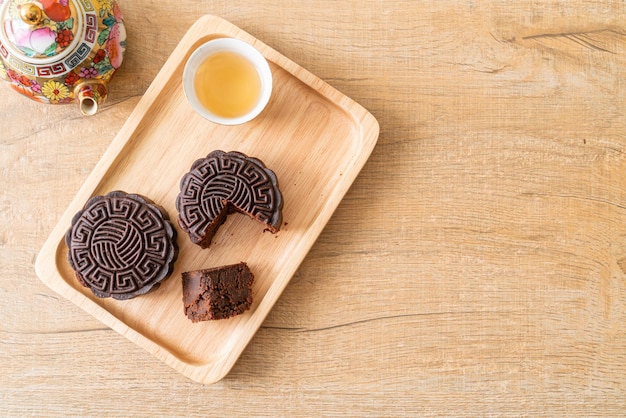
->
<box><xmin>75</xmin><ymin>81</ymin><xmax>108</xmax><ymax>116</ymax></box>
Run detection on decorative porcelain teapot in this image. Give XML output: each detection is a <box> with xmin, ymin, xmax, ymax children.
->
<box><xmin>0</xmin><ymin>0</ymin><xmax>126</xmax><ymax>115</ymax></box>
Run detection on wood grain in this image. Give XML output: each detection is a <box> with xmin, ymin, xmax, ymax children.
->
<box><xmin>1</xmin><ymin>0</ymin><xmax>625</xmax><ymax>415</ymax></box>
<box><xmin>35</xmin><ymin>15</ymin><xmax>378</xmax><ymax>385</ymax></box>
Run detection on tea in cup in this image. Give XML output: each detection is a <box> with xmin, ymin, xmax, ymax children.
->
<box><xmin>183</xmin><ymin>38</ymin><xmax>272</xmax><ymax>125</ymax></box>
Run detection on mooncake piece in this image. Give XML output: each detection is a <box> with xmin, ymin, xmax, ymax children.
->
<box><xmin>182</xmin><ymin>262</ymin><xmax>254</xmax><ymax>322</ymax></box>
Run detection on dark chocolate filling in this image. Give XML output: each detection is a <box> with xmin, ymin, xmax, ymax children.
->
<box><xmin>182</xmin><ymin>262</ymin><xmax>254</xmax><ymax>321</ymax></box>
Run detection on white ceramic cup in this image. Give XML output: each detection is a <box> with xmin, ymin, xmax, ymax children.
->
<box><xmin>183</xmin><ymin>38</ymin><xmax>272</xmax><ymax>125</ymax></box>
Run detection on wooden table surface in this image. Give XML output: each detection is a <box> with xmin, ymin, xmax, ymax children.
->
<box><xmin>2</xmin><ymin>1</ymin><xmax>625</xmax><ymax>416</ymax></box>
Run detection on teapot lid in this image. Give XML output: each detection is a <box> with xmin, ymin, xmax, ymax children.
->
<box><xmin>0</xmin><ymin>0</ymin><xmax>87</xmax><ymax>65</ymax></box>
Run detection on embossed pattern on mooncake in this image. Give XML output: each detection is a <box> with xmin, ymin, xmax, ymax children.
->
<box><xmin>65</xmin><ymin>191</ymin><xmax>178</xmax><ymax>300</ymax></box>
<box><xmin>176</xmin><ymin>150</ymin><xmax>283</xmax><ymax>248</ymax></box>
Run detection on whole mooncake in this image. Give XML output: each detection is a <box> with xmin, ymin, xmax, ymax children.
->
<box><xmin>176</xmin><ymin>150</ymin><xmax>283</xmax><ymax>248</ymax></box>
<box><xmin>65</xmin><ymin>191</ymin><xmax>178</xmax><ymax>300</ymax></box>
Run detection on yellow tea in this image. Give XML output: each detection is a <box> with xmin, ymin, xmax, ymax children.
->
<box><xmin>194</xmin><ymin>51</ymin><xmax>262</xmax><ymax>118</ymax></box>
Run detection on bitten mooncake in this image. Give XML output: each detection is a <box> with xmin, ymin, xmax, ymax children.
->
<box><xmin>65</xmin><ymin>191</ymin><xmax>178</xmax><ymax>300</ymax></box>
<box><xmin>176</xmin><ymin>150</ymin><xmax>283</xmax><ymax>248</ymax></box>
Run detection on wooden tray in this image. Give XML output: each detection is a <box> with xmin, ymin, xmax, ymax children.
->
<box><xmin>35</xmin><ymin>15</ymin><xmax>379</xmax><ymax>384</ymax></box>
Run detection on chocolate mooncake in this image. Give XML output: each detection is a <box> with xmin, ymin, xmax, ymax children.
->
<box><xmin>176</xmin><ymin>150</ymin><xmax>283</xmax><ymax>248</ymax></box>
<box><xmin>182</xmin><ymin>262</ymin><xmax>254</xmax><ymax>322</ymax></box>
<box><xmin>65</xmin><ymin>191</ymin><xmax>178</xmax><ymax>300</ymax></box>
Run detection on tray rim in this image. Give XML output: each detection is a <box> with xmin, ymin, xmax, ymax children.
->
<box><xmin>35</xmin><ymin>14</ymin><xmax>379</xmax><ymax>384</ymax></box>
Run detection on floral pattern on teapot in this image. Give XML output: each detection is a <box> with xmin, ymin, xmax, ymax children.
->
<box><xmin>0</xmin><ymin>0</ymin><xmax>125</xmax><ymax>107</ymax></box>
<box><xmin>7</xmin><ymin>0</ymin><xmax>78</xmax><ymax>58</ymax></box>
